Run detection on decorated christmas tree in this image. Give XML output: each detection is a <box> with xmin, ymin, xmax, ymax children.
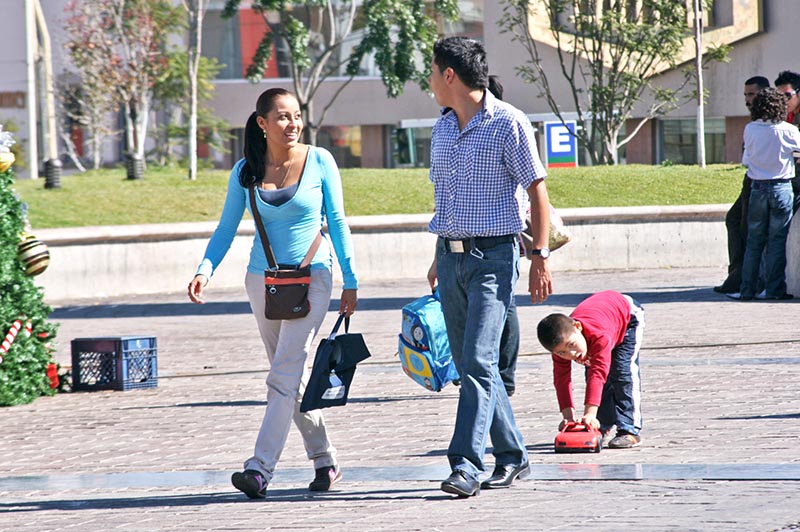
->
<box><xmin>0</xmin><ymin>127</ymin><xmax>59</xmax><ymax>406</ymax></box>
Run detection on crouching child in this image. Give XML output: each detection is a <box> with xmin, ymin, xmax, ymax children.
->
<box><xmin>537</xmin><ymin>290</ymin><xmax>645</xmax><ymax>449</ymax></box>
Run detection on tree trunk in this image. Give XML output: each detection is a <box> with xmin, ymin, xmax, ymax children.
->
<box><xmin>135</xmin><ymin>97</ymin><xmax>149</xmax><ymax>163</ymax></box>
<box><xmin>187</xmin><ymin>0</ymin><xmax>204</xmax><ymax>180</ymax></box>
<box><xmin>304</xmin><ymin>99</ymin><xmax>317</xmax><ymax>145</ymax></box>
<box><xmin>124</xmin><ymin>103</ymin><xmax>135</xmax><ymax>157</ymax></box>
<box><xmin>92</xmin><ymin>134</ymin><xmax>101</xmax><ymax>170</ymax></box>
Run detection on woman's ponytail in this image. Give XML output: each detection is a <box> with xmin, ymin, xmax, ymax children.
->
<box><xmin>240</xmin><ymin>111</ymin><xmax>266</xmax><ymax>188</ymax></box>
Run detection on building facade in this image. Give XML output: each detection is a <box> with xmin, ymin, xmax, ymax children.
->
<box><xmin>0</xmin><ymin>0</ymin><xmax>794</xmax><ymax>175</ymax></box>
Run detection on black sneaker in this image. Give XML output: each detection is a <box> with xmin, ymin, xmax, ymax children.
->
<box><xmin>309</xmin><ymin>465</ymin><xmax>342</xmax><ymax>491</ymax></box>
<box><xmin>713</xmin><ymin>284</ymin><xmax>738</xmax><ymax>294</ymax></box>
<box><xmin>231</xmin><ymin>469</ymin><xmax>268</xmax><ymax>499</ymax></box>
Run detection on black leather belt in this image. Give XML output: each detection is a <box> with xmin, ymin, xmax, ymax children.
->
<box><xmin>750</xmin><ymin>178</ymin><xmax>794</xmax><ymax>184</ymax></box>
<box><xmin>441</xmin><ymin>234</ymin><xmax>515</xmax><ymax>253</ymax></box>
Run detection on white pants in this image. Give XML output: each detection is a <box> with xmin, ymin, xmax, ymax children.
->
<box><xmin>243</xmin><ymin>269</ymin><xmax>337</xmax><ymax>481</ymax></box>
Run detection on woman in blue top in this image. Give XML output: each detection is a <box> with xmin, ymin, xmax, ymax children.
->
<box><xmin>187</xmin><ymin>88</ymin><xmax>358</xmax><ymax>499</ymax></box>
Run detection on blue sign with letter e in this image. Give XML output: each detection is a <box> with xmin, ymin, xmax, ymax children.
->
<box><xmin>544</xmin><ymin>121</ymin><xmax>578</xmax><ymax>168</ymax></box>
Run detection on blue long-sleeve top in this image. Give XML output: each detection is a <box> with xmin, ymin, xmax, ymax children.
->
<box><xmin>195</xmin><ymin>146</ymin><xmax>358</xmax><ymax>290</ymax></box>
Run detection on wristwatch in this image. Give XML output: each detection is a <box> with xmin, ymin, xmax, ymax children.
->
<box><xmin>529</xmin><ymin>247</ymin><xmax>550</xmax><ymax>259</ymax></box>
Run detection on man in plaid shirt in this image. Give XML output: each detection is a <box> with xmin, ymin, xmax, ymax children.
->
<box><xmin>425</xmin><ymin>36</ymin><xmax>552</xmax><ymax>498</ymax></box>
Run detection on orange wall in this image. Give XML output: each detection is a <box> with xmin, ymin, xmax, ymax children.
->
<box><xmin>238</xmin><ymin>10</ymin><xmax>278</xmax><ymax>78</ymax></box>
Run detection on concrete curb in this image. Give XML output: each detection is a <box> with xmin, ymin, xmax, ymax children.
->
<box><xmin>30</xmin><ymin>204</ymin><xmax>800</xmax><ymax>301</ymax></box>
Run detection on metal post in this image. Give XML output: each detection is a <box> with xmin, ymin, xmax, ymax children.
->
<box><xmin>694</xmin><ymin>0</ymin><xmax>706</xmax><ymax>168</ymax></box>
<box><xmin>44</xmin><ymin>158</ymin><xmax>61</xmax><ymax>188</ymax></box>
<box><xmin>25</xmin><ymin>0</ymin><xmax>39</xmax><ymax>179</ymax></box>
<box><xmin>126</xmin><ymin>153</ymin><xmax>143</xmax><ymax>180</ymax></box>
<box><xmin>34</xmin><ymin>0</ymin><xmax>61</xmax><ymax>187</ymax></box>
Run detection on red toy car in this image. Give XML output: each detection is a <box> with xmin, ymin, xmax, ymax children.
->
<box><xmin>554</xmin><ymin>422</ymin><xmax>603</xmax><ymax>453</ymax></box>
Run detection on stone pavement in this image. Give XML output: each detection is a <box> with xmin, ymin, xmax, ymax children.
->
<box><xmin>1</xmin><ymin>266</ymin><xmax>799</xmax><ymax>532</ymax></box>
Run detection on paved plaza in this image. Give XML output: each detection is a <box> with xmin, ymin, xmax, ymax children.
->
<box><xmin>1</xmin><ymin>266</ymin><xmax>799</xmax><ymax>531</ymax></box>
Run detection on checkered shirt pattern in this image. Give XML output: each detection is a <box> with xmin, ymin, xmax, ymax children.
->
<box><xmin>428</xmin><ymin>90</ymin><xmax>547</xmax><ymax>238</ymax></box>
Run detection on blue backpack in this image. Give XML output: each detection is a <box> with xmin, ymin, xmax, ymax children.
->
<box><xmin>398</xmin><ymin>290</ymin><xmax>460</xmax><ymax>391</ymax></box>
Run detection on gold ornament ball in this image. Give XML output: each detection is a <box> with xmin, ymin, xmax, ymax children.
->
<box><xmin>0</xmin><ymin>151</ymin><xmax>15</xmax><ymax>173</ymax></box>
<box><xmin>18</xmin><ymin>234</ymin><xmax>50</xmax><ymax>276</ymax></box>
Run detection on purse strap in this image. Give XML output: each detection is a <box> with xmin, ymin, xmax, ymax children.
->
<box><xmin>249</xmin><ymin>185</ymin><xmax>322</xmax><ymax>270</ymax></box>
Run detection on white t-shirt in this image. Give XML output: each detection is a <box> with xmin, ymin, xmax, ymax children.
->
<box><xmin>742</xmin><ymin>120</ymin><xmax>800</xmax><ymax>181</ymax></box>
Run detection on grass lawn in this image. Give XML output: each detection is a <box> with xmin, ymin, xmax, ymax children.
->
<box><xmin>11</xmin><ymin>163</ymin><xmax>744</xmax><ymax>229</ymax></box>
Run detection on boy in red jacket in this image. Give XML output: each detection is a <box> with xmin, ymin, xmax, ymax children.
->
<box><xmin>537</xmin><ymin>291</ymin><xmax>645</xmax><ymax>449</ymax></box>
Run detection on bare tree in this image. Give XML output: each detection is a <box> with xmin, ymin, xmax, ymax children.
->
<box><xmin>499</xmin><ymin>0</ymin><xmax>728</xmax><ymax>165</ymax></box>
<box><xmin>63</xmin><ymin>5</ymin><xmax>122</xmax><ymax>169</ymax></box>
<box><xmin>64</xmin><ymin>0</ymin><xmax>183</xmax><ymax>173</ymax></box>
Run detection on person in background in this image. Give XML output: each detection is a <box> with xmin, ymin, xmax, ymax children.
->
<box><xmin>774</xmin><ymin>70</ymin><xmax>800</xmax><ymax>213</ymax></box>
<box><xmin>488</xmin><ymin>74</ymin><xmax>523</xmax><ymax>398</ymax></box>
<box><xmin>730</xmin><ymin>88</ymin><xmax>800</xmax><ymax>301</ymax></box>
<box><xmin>426</xmin><ymin>37</ymin><xmax>552</xmax><ymax>498</ymax></box>
<box><xmin>187</xmin><ymin>88</ymin><xmax>358</xmax><ymax>499</ymax></box>
<box><xmin>714</xmin><ymin>76</ymin><xmax>770</xmax><ymax>295</ymax></box>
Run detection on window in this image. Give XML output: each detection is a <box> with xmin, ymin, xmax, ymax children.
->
<box><xmin>441</xmin><ymin>0</ymin><xmax>484</xmax><ymax>39</ymax></box>
<box><xmin>659</xmin><ymin>118</ymin><xmax>726</xmax><ymax>164</ymax></box>
<box><xmin>391</xmin><ymin>127</ymin><xmax>432</xmax><ymax>168</ymax></box>
<box><xmin>203</xmin><ymin>9</ymin><xmax>242</xmax><ymax>79</ymax></box>
<box><xmin>317</xmin><ymin>126</ymin><xmax>362</xmax><ymax>168</ymax></box>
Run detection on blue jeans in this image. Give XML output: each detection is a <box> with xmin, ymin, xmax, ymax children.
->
<box><xmin>740</xmin><ymin>180</ymin><xmax>794</xmax><ymax>298</ymax></box>
<box><xmin>435</xmin><ymin>237</ymin><xmax>527</xmax><ymax>480</ymax></box>
<box><xmin>594</xmin><ymin>297</ymin><xmax>645</xmax><ymax>435</ymax></box>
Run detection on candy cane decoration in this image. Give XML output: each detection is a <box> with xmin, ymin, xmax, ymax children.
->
<box><xmin>0</xmin><ymin>318</ymin><xmax>33</xmax><ymax>363</ymax></box>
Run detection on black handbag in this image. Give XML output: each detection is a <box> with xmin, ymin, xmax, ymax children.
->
<box><xmin>249</xmin><ymin>186</ymin><xmax>321</xmax><ymax>320</ymax></box>
<box><xmin>300</xmin><ymin>314</ymin><xmax>372</xmax><ymax>413</ymax></box>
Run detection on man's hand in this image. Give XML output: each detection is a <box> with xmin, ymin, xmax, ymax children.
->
<box><xmin>529</xmin><ymin>256</ymin><xmax>553</xmax><ymax>303</ymax></box>
<box><xmin>427</xmin><ymin>257</ymin><xmax>437</xmax><ymax>291</ymax></box>
<box><xmin>526</xmin><ymin>179</ymin><xmax>553</xmax><ymax>303</ymax></box>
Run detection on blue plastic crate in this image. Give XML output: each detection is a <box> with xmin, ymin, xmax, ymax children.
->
<box><xmin>71</xmin><ymin>336</ymin><xmax>158</xmax><ymax>391</ymax></box>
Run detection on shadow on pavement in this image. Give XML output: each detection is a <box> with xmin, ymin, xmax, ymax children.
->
<box><xmin>0</xmin><ymin>492</ymin><xmax>245</xmax><ymax>511</ymax></box>
<box><xmin>49</xmin><ymin>287</ymin><xmax>755</xmax><ymax>320</ymax></box>
<box><xmin>0</xmin><ymin>487</ymin><xmax>432</xmax><ymax>512</ymax></box>
<box><xmin>718</xmin><ymin>413</ymin><xmax>800</xmax><ymax>420</ymax></box>
<box><xmin>50</xmin><ymin>297</ymin><xmax>419</xmax><ymax>320</ymax></box>
<box><xmin>118</xmin><ymin>394</ymin><xmax>446</xmax><ymax>411</ymax></box>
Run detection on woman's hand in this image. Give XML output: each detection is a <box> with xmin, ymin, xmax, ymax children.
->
<box><xmin>188</xmin><ymin>274</ymin><xmax>208</xmax><ymax>304</ymax></box>
<box><xmin>339</xmin><ymin>289</ymin><xmax>357</xmax><ymax>317</ymax></box>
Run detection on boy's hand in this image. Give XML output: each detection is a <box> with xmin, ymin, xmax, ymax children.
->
<box><xmin>579</xmin><ymin>413</ymin><xmax>600</xmax><ymax>430</ymax></box>
<box><xmin>579</xmin><ymin>405</ymin><xmax>599</xmax><ymax>429</ymax></box>
<box><xmin>559</xmin><ymin>408</ymin><xmax>575</xmax><ymax>430</ymax></box>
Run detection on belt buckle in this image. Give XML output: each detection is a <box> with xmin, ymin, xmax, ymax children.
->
<box><xmin>448</xmin><ymin>240</ymin><xmax>465</xmax><ymax>253</ymax></box>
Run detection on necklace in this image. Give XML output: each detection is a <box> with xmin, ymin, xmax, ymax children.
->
<box><xmin>265</xmin><ymin>151</ymin><xmax>294</xmax><ymax>189</ymax></box>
